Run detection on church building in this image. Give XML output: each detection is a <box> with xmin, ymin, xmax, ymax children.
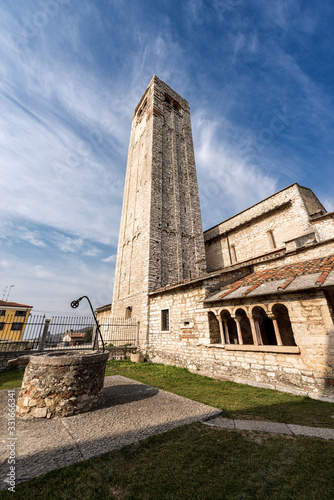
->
<box><xmin>112</xmin><ymin>76</ymin><xmax>334</xmax><ymax>399</ymax></box>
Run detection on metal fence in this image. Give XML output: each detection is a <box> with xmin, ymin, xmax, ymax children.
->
<box><xmin>0</xmin><ymin>314</ymin><xmax>139</xmax><ymax>353</ymax></box>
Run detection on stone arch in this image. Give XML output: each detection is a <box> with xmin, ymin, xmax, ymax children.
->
<box><xmin>272</xmin><ymin>303</ymin><xmax>296</xmax><ymax>346</ymax></box>
<box><xmin>250</xmin><ymin>303</ymin><xmax>270</xmax><ymax>316</ymax></box>
<box><xmin>220</xmin><ymin>310</ymin><xmax>238</xmax><ymax>344</ymax></box>
<box><xmin>252</xmin><ymin>306</ymin><xmax>276</xmax><ymax>345</ymax></box>
<box><xmin>208</xmin><ymin>311</ymin><xmax>221</xmax><ymax>344</ymax></box>
<box><xmin>235</xmin><ymin>308</ymin><xmax>253</xmax><ymax>345</ymax></box>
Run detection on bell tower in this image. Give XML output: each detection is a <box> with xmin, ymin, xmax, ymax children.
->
<box><xmin>112</xmin><ymin>76</ymin><xmax>206</xmax><ymax>341</ymax></box>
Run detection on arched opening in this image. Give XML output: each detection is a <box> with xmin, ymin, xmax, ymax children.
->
<box><xmin>272</xmin><ymin>304</ymin><xmax>296</xmax><ymax>346</ymax></box>
<box><xmin>220</xmin><ymin>310</ymin><xmax>238</xmax><ymax>344</ymax></box>
<box><xmin>252</xmin><ymin>306</ymin><xmax>276</xmax><ymax>345</ymax></box>
<box><xmin>230</xmin><ymin>244</ymin><xmax>237</xmax><ymax>263</ymax></box>
<box><xmin>235</xmin><ymin>309</ymin><xmax>253</xmax><ymax>345</ymax></box>
<box><xmin>125</xmin><ymin>306</ymin><xmax>132</xmax><ymax>319</ymax></box>
<box><xmin>208</xmin><ymin>312</ymin><xmax>221</xmax><ymax>344</ymax></box>
<box><xmin>267</xmin><ymin>229</ymin><xmax>277</xmax><ymax>249</ymax></box>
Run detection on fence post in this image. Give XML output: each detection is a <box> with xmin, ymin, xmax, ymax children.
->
<box><xmin>92</xmin><ymin>322</ymin><xmax>102</xmax><ymax>351</ymax></box>
<box><xmin>38</xmin><ymin>318</ymin><xmax>51</xmax><ymax>352</ymax></box>
<box><xmin>136</xmin><ymin>321</ymin><xmax>140</xmax><ymax>347</ymax></box>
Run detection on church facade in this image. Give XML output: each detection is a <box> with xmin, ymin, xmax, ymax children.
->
<box><xmin>112</xmin><ymin>76</ymin><xmax>334</xmax><ymax>399</ymax></box>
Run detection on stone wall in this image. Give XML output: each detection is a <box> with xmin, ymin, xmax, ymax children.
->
<box><xmin>204</xmin><ymin>184</ymin><xmax>324</xmax><ymax>272</ymax></box>
<box><xmin>16</xmin><ymin>352</ymin><xmax>109</xmax><ymax>419</ymax></box>
<box><xmin>147</xmin><ymin>283</ymin><xmax>334</xmax><ymax>399</ymax></box>
<box><xmin>0</xmin><ymin>350</ymin><xmax>38</xmax><ymax>372</ymax></box>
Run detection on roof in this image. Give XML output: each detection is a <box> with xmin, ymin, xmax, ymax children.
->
<box><xmin>205</xmin><ymin>254</ymin><xmax>334</xmax><ymax>303</ymax></box>
<box><xmin>0</xmin><ymin>300</ymin><xmax>33</xmax><ymax>309</ymax></box>
<box><xmin>96</xmin><ymin>303</ymin><xmax>112</xmax><ymax>313</ymax></box>
<box><xmin>66</xmin><ymin>331</ymin><xmax>87</xmax><ymax>339</ymax></box>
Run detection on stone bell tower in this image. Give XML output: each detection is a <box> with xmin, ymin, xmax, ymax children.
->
<box><xmin>112</xmin><ymin>76</ymin><xmax>206</xmax><ymax>341</ymax></box>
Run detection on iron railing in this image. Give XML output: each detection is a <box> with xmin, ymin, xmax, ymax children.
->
<box><xmin>0</xmin><ymin>314</ymin><xmax>139</xmax><ymax>352</ymax></box>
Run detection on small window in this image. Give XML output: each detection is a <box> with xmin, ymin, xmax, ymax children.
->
<box><xmin>267</xmin><ymin>230</ymin><xmax>277</xmax><ymax>249</ymax></box>
<box><xmin>11</xmin><ymin>323</ymin><xmax>23</xmax><ymax>331</ymax></box>
<box><xmin>0</xmin><ymin>310</ymin><xmax>6</xmax><ymax>316</ymax></box>
<box><xmin>231</xmin><ymin>244</ymin><xmax>237</xmax><ymax>263</ymax></box>
<box><xmin>15</xmin><ymin>311</ymin><xmax>26</xmax><ymax>317</ymax></box>
<box><xmin>161</xmin><ymin>309</ymin><xmax>170</xmax><ymax>332</ymax></box>
<box><xmin>0</xmin><ymin>322</ymin><xmax>4</xmax><ymax>330</ymax></box>
<box><xmin>125</xmin><ymin>306</ymin><xmax>132</xmax><ymax>319</ymax></box>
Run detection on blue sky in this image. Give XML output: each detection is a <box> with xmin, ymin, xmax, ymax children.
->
<box><xmin>0</xmin><ymin>0</ymin><xmax>334</xmax><ymax>314</ymax></box>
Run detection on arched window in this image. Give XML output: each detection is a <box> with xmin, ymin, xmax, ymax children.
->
<box><xmin>231</xmin><ymin>244</ymin><xmax>237</xmax><ymax>263</ymax></box>
<box><xmin>125</xmin><ymin>306</ymin><xmax>132</xmax><ymax>319</ymax></box>
<box><xmin>220</xmin><ymin>310</ymin><xmax>238</xmax><ymax>344</ymax></box>
<box><xmin>267</xmin><ymin>230</ymin><xmax>277</xmax><ymax>249</ymax></box>
<box><xmin>235</xmin><ymin>309</ymin><xmax>253</xmax><ymax>345</ymax></box>
<box><xmin>208</xmin><ymin>312</ymin><xmax>221</xmax><ymax>344</ymax></box>
<box><xmin>272</xmin><ymin>304</ymin><xmax>296</xmax><ymax>346</ymax></box>
<box><xmin>252</xmin><ymin>306</ymin><xmax>276</xmax><ymax>345</ymax></box>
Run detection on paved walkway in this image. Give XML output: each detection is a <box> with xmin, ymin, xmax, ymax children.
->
<box><xmin>1</xmin><ymin>375</ymin><xmax>334</xmax><ymax>491</ymax></box>
<box><xmin>203</xmin><ymin>417</ymin><xmax>334</xmax><ymax>440</ymax></box>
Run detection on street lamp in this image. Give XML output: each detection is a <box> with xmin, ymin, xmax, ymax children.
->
<box><xmin>70</xmin><ymin>296</ymin><xmax>105</xmax><ymax>352</ymax></box>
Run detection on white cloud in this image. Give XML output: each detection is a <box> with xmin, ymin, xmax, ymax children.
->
<box><xmin>102</xmin><ymin>254</ymin><xmax>117</xmax><ymax>263</ymax></box>
<box><xmin>19</xmin><ymin>229</ymin><xmax>47</xmax><ymax>248</ymax></box>
<box><xmin>51</xmin><ymin>234</ymin><xmax>83</xmax><ymax>253</ymax></box>
<box><xmin>193</xmin><ymin>112</ymin><xmax>277</xmax><ymax>228</ymax></box>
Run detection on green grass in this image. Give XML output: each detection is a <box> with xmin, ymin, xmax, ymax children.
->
<box><xmin>106</xmin><ymin>360</ymin><xmax>334</xmax><ymax>428</ymax></box>
<box><xmin>0</xmin><ymin>368</ymin><xmax>24</xmax><ymax>390</ymax></box>
<box><xmin>3</xmin><ymin>423</ymin><xmax>334</xmax><ymax>499</ymax></box>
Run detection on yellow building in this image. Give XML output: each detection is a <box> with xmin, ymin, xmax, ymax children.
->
<box><xmin>0</xmin><ymin>300</ymin><xmax>33</xmax><ymax>341</ymax></box>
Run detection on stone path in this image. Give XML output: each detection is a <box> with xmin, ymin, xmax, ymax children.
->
<box><xmin>1</xmin><ymin>375</ymin><xmax>334</xmax><ymax>491</ymax></box>
<box><xmin>203</xmin><ymin>417</ymin><xmax>334</xmax><ymax>440</ymax></box>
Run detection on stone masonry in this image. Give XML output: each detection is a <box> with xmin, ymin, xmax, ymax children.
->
<box><xmin>112</xmin><ymin>76</ymin><xmax>206</xmax><ymax>343</ymax></box>
<box><xmin>16</xmin><ymin>351</ymin><xmax>109</xmax><ymax>419</ymax></box>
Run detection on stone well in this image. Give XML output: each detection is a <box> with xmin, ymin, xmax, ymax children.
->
<box><xmin>16</xmin><ymin>351</ymin><xmax>109</xmax><ymax>419</ymax></box>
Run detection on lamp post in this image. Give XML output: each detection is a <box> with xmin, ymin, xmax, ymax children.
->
<box><xmin>70</xmin><ymin>296</ymin><xmax>105</xmax><ymax>352</ymax></box>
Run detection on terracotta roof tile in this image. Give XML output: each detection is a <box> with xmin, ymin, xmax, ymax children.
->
<box><xmin>215</xmin><ymin>254</ymin><xmax>334</xmax><ymax>296</ymax></box>
<box><xmin>243</xmin><ymin>282</ymin><xmax>262</xmax><ymax>295</ymax></box>
<box><xmin>277</xmin><ymin>277</ymin><xmax>295</xmax><ymax>290</ymax></box>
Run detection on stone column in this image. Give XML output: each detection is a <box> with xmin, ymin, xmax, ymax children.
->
<box><xmin>249</xmin><ymin>316</ymin><xmax>259</xmax><ymax>346</ymax></box>
<box><xmin>268</xmin><ymin>314</ymin><xmax>283</xmax><ymax>346</ymax></box>
<box><xmin>223</xmin><ymin>319</ymin><xmax>230</xmax><ymax>344</ymax></box>
<box><xmin>232</xmin><ymin>315</ymin><xmax>243</xmax><ymax>345</ymax></box>
<box><xmin>216</xmin><ymin>315</ymin><xmax>225</xmax><ymax>345</ymax></box>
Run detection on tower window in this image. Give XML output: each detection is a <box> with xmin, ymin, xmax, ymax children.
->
<box><xmin>125</xmin><ymin>306</ymin><xmax>132</xmax><ymax>319</ymax></box>
<box><xmin>267</xmin><ymin>230</ymin><xmax>277</xmax><ymax>249</ymax></box>
<box><xmin>161</xmin><ymin>309</ymin><xmax>170</xmax><ymax>332</ymax></box>
<box><xmin>231</xmin><ymin>244</ymin><xmax>237</xmax><ymax>263</ymax></box>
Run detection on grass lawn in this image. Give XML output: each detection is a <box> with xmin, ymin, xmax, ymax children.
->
<box><xmin>2</xmin><ymin>423</ymin><xmax>334</xmax><ymax>499</ymax></box>
<box><xmin>0</xmin><ymin>368</ymin><xmax>24</xmax><ymax>390</ymax></box>
<box><xmin>106</xmin><ymin>360</ymin><xmax>334</xmax><ymax>428</ymax></box>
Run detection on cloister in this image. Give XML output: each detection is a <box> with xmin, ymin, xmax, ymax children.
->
<box><xmin>207</xmin><ymin>303</ymin><xmax>296</xmax><ymax>347</ymax></box>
